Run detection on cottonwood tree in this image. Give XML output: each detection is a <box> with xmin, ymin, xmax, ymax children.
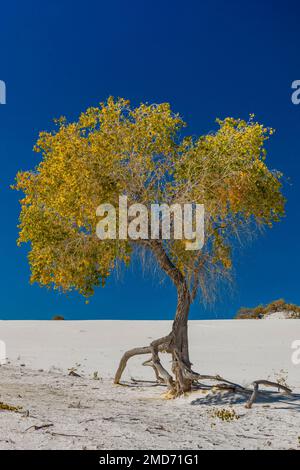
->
<box><xmin>15</xmin><ymin>97</ymin><xmax>289</xmax><ymax>403</ymax></box>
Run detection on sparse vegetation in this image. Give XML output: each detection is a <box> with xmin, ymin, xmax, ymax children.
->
<box><xmin>0</xmin><ymin>402</ymin><xmax>22</xmax><ymax>412</ymax></box>
<box><xmin>235</xmin><ymin>299</ymin><xmax>300</xmax><ymax>319</ymax></box>
<box><xmin>272</xmin><ymin>369</ymin><xmax>290</xmax><ymax>389</ymax></box>
<box><xmin>52</xmin><ymin>315</ymin><xmax>65</xmax><ymax>320</ymax></box>
<box><xmin>210</xmin><ymin>407</ymin><xmax>240</xmax><ymax>422</ymax></box>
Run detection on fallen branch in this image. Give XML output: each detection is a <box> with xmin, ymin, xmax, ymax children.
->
<box><xmin>245</xmin><ymin>380</ymin><xmax>292</xmax><ymax>409</ymax></box>
<box><xmin>24</xmin><ymin>423</ymin><xmax>54</xmax><ymax>432</ymax></box>
<box><xmin>68</xmin><ymin>370</ymin><xmax>81</xmax><ymax>377</ymax></box>
<box><xmin>47</xmin><ymin>431</ymin><xmax>86</xmax><ymax>438</ymax></box>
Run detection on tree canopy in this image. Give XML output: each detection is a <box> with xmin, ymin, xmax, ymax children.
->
<box><xmin>14</xmin><ymin>97</ymin><xmax>285</xmax><ymax>300</ymax></box>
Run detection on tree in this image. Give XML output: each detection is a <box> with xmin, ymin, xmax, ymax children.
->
<box><xmin>14</xmin><ymin>97</ymin><xmax>286</xmax><ymax>399</ymax></box>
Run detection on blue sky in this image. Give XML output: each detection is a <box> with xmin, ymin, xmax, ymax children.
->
<box><xmin>0</xmin><ymin>0</ymin><xmax>299</xmax><ymax>320</ymax></box>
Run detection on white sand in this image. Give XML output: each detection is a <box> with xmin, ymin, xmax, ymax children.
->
<box><xmin>263</xmin><ymin>311</ymin><xmax>297</xmax><ymax>320</ymax></box>
<box><xmin>0</xmin><ymin>319</ymin><xmax>300</xmax><ymax>449</ymax></box>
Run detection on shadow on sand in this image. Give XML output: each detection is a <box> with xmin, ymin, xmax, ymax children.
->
<box><xmin>121</xmin><ymin>378</ymin><xmax>300</xmax><ymax>410</ymax></box>
<box><xmin>190</xmin><ymin>389</ymin><xmax>300</xmax><ymax>410</ymax></box>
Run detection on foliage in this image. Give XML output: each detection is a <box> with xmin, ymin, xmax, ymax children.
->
<box><xmin>273</xmin><ymin>369</ymin><xmax>290</xmax><ymax>389</ymax></box>
<box><xmin>210</xmin><ymin>407</ymin><xmax>240</xmax><ymax>422</ymax></box>
<box><xmin>0</xmin><ymin>402</ymin><xmax>22</xmax><ymax>412</ymax></box>
<box><xmin>235</xmin><ymin>299</ymin><xmax>300</xmax><ymax>319</ymax></box>
<box><xmin>14</xmin><ymin>98</ymin><xmax>285</xmax><ymax>301</ymax></box>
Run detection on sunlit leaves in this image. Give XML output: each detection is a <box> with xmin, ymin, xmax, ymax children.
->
<box><xmin>14</xmin><ymin>99</ymin><xmax>285</xmax><ymax>299</ymax></box>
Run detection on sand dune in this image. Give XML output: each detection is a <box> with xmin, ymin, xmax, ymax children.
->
<box><xmin>0</xmin><ymin>320</ymin><xmax>299</xmax><ymax>449</ymax></box>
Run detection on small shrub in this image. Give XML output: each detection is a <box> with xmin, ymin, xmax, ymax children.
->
<box><xmin>52</xmin><ymin>315</ymin><xmax>65</xmax><ymax>320</ymax></box>
<box><xmin>273</xmin><ymin>369</ymin><xmax>290</xmax><ymax>389</ymax></box>
<box><xmin>210</xmin><ymin>407</ymin><xmax>240</xmax><ymax>422</ymax></box>
<box><xmin>267</xmin><ymin>299</ymin><xmax>286</xmax><ymax>312</ymax></box>
<box><xmin>235</xmin><ymin>299</ymin><xmax>300</xmax><ymax>319</ymax></box>
<box><xmin>0</xmin><ymin>402</ymin><xmax>22</xmax><ymax>412</ymax></box>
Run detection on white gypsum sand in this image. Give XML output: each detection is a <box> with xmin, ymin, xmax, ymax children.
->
<box><xmin>0</xmin><ymin>319</ymin><xmax>299</xmax><ymax>450</ymax></box>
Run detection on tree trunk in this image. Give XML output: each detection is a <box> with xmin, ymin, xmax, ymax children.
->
<box><xmin>114</xmin><ymin>241</ymin><xmax>194</xmax><ymax>394</ymax></box>
<box><xmin>170</xmin><ymin>281</ymin><xmax>192</xmax><ymax>394</ymax></box>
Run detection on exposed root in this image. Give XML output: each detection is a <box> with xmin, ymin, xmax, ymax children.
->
<box><xmin>114</xmin><ymin>345</ymin><xmax>152</xmax><ymax>385</ymax></box>
<box><xmin>245</xmin><ymin>380</ymin><xmax>292</xmax><ymax>409</ymax></box>
<box><xmin>142</xmin><ymin>359</ymin><xmax>165</xmax><ymax>383</ymax></box>
<box><xmin>175</xmin><ymin>356</ymin><xmax>293</xmax><ymax>407</ymax></box>
<box><xmin>114</xmin><ymin>338</ymin><xmax>293</xmax><ymax>408</ymax></box>
<box><xmin>114</xmin><ymin>335</ymin><xmax>172</xmax><ymax>386</ymax></box>
<box><xmin>150</xmin><ymin>337</ymin><xmax>174</xmax><ymax>390</ymax></box>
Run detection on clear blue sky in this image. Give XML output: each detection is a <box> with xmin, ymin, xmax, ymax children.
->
<box><xmin>0</xmin><ymin>0</ymin><xmax>299</xmax><ymax>320</ymax></box>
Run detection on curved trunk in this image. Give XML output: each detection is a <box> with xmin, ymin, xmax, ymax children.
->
<box><xmin>114</xmin><ymin>241</ymin><xmax>194</xmax><ymax>394</ymax></box>
<box><xmin>172</xmin><ymin>282</ymin><xmax>191</xmax><ymax>364</ymax></box>
<box><xmin>150</xmin><ymin>241</ymin><xmax>193</xmax><ymax>393</ymax></box>
<box><xmin>170</xmin><ymin>281</ymin><xmax>192</xmax><ymax>393</ymax></box>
